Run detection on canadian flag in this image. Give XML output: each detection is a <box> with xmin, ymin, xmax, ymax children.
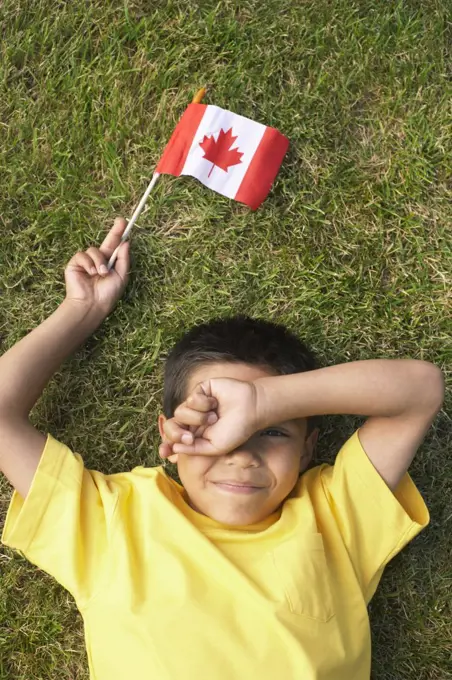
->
<box><xmin>156</xmin><ymin>103</ymin><xmax>289</xmax><ymax>210</ymax></box>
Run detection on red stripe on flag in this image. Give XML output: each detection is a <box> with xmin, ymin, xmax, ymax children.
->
<box><xmin>234</xmin><ymin>127</ymin><xmax>289</xmax><ymax>210</ymax></box>
<box><xmin>156</xmin><ymin>103</ymin><xmax>207</xmax><ymax>176</ymax></box>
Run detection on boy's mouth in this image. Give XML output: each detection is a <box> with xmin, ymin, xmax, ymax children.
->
<box><xmin>210</xmin><ymin>481</ymin><xmax>263</xmax><ymax>495</ymax></box>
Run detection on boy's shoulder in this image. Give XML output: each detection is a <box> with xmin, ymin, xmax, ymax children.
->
<box><xmin>98</xmin><ymin>462</ymin><xmax>181</xmax><ymax>500</ymax></box>
<box><xmin>287</xmin><ymin>430</ymin><xmax>363</xmax><ymax>501</ymax></box>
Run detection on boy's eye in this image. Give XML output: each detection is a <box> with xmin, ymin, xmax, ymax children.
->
<box><xmin>261</xmin><ymin>429</ymin><xmax>287</xmax><ymax>437</ymax></box>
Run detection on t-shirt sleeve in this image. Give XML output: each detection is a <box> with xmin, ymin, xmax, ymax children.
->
<box><xmin>1</xmin><ymin>433</ymin><xmax>119</xmax><ymax>607</ymax></box>
<box><xmin>320</xmin><ymin>429</ymin><xmax>430</xmax><ymax>603</ymax></box>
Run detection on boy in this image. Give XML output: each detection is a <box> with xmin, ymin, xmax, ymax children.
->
<box><xmin>0</xmin><ymin>219</ymin><xmax>444</xmax><ymax>680</ymax></box>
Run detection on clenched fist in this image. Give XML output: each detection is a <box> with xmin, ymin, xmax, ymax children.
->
<box><xmin>159</xmin><ymin>377</ymin><xmax>266</xmax><ymax>460</ymax></box>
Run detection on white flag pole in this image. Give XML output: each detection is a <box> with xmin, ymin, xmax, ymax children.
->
<box><xmin>107</xmin><ymin>86</ymin><xmax>207</xmax><ymax>272</ymax></box>
<box><xmin>107</xmin><ymin>172</ymin><xmax>160</xmax><ymax>270</ymax></box>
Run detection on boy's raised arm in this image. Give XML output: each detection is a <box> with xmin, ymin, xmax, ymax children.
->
<box><xmin>255</xmin><ymin>359</ymin><xmax>445</xmax><ymax>490</ymax></box>
<box><xmin>0</xmin><ymin>302</ymin><xmax>107</xmax><ymax>497</ymax></box>
<box><xmin>0</xmin><ymin>218</ymin><xmax>130</xmax><ymax>498</ymax></box>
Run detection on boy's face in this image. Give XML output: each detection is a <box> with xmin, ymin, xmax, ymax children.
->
<box><xmin>158</xmin><ymin>362</ymin><xmax>318</xmax><ymax>526</ymax></box>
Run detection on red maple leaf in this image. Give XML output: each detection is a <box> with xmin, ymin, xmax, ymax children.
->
<box><xmin>199</xmin><ymin>128</ymin><xmax>244</xmax><ymax>178</ymax></box>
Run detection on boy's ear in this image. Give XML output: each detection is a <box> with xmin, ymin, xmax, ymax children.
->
<box><xmin>158</xmin><ymin>414</ymin><xmax>179</xmax><ymax>464</ymax></box>
<box><xmin>300</xmin><ymin>427</ymin><xmax>319</xmax><ymax>472</ymax></box>
<box><xmin>308</xmin><ymin>427</ymin><xmax>319</xmax><ymax>454</ymax></box>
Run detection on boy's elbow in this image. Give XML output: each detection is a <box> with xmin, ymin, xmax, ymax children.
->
<box><xmin>416</xmin><ymin>361</ymin><xmax>445</xmax><ymax>414</ymax></box>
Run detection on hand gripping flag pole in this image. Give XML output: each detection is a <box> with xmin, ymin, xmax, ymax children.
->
<box><xmin>107</xmin><ymin>88</ymin><xmax>207</xmax><ymax>271</ymax></box>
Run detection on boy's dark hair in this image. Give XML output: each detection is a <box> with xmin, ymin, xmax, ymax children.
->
<box><xmin>163</xmin><ymin>315</ymin><xmax>320</xmax><ymax>436</ymax></box>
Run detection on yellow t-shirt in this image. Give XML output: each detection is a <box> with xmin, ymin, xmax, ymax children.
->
<box><xmin>1</xmin><ymin>429</ymin><xmax>429</xmax><ymax>680</ymax></box>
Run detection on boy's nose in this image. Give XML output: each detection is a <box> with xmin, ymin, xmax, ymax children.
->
<box><xmin>225</xmin><ymin>448</ymin><xmax>261</xmax><ymax>466</ymax></box>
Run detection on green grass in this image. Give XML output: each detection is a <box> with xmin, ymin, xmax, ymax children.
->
<box><xmin>0</xmin><ymin>0</ymin><xmax>451</xmax><ymax>677</ymax></box>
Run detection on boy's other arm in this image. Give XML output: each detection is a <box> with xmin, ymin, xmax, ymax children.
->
<box><xmin>0</xmin><ymin>217</ymin><xmax>130</xmax><ymax>498</ymax></box>
<box><xmin>0</xmin><ymin>301</ymin><xmax>106</xmax><ymax>498</ymax></box>
<box><xmin>255</xmin><ymin>360</ymin><xmax>444</xmax><ymax>490</ymax></box>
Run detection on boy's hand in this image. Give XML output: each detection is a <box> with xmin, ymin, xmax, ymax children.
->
<box><xmin>64</xmin><ymin>217</ymin><xmax>130</xmax><ymax>316</ymax></box>
<box><xmin>159</xmin><ymin>378</ymin><xmax>266</xmax><ymax>461</ymax></box>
